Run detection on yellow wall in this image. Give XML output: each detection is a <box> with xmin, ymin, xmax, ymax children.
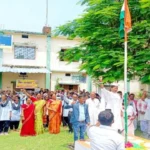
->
<box><xmin>2</xmin><ymin>73</ymin><xmax>46</xmax><ymax>91</ymax></box>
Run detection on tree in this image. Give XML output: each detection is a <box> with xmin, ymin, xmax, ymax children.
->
<box><xmin>55</xmin><ymin>0</ymin><xmax>150</xmax><ymax>83</ymax></box>
<box><xmin>55</xmin><ymin>78</ymin><xmax>64</xmax><ymax>91</ymax></box>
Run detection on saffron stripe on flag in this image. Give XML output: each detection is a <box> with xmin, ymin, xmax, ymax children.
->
<box><xmin>119</xmin><ymin>1</ymin><xmax>132</xmax><ymax>38</ymax></box>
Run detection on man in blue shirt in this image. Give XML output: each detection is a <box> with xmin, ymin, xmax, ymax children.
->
<box><xmin>70</xmin><ymin>94</ymin><xmax>90</xmax><ymax>141</ymax></box>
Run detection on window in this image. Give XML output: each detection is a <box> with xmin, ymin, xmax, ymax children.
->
<box><xmin>72</xmin><ymin>75</ymin><xmax>86</xmax><ymax>83</ymax></box>
<box><xmin>59</xmin><ymin>49</ymin><xmax>66</xmax><ymax>61</ymax></box>
<box><xmin>69</xmin><ymin>85</ymin><xmax>73</xmax><ymax>90</ymax></box>
<box><xmin>14</xmin><ymin>46</ymin><xmax>35</xmax><ymax>60</ymax></box>
<box><xmin>59</xmin><ymin>48</ymin><xmax>79</xmax><ymax>62</ymax></box>
<box><xmin>65</xmin><ymin>73</ymin><xmax>71</xmax><ymax>76</ymax></box>
<box><xmin>22</xmin><ymin>35</ymin><xmax>29</xmax><ymax>38</ymax></box>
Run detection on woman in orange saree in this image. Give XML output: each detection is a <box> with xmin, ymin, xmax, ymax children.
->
<box><xmin>47</xmin><ymin>94</ymin><xmax>62</xmax><ymax>134</ymax></box>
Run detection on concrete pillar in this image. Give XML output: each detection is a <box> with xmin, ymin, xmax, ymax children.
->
<box><xmin>148</xmin><ymin>85</ymin><xmax>150</xmax><ymax>92</ymax></box>
<box><xmin>87</xmin><ymin>76</ymin><xmax>92</xmax><ymax>92</ymax></box>
<box><xmin>0</xmin><ymin>72</ymin><xmax>2</xmax><ymax>89</ymax></box>
<box><xmin>0</xmin><ymin>48</ymin><xmax>3</xmax><ymax>89</ymax></box>
<box><xmin>46</xmin><ymin>35</ymin><xmax>51</xmax><ymax>90</ymax></box>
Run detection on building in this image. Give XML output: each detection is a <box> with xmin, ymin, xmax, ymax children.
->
<box><xmin>50</xmin><ymin>36</ymin><xmax>88</xmax><ymax>91</ymax></box>
<box><xmin>0</xmin><ymin>29</ymin><xmax>149</xmax><ymax>93</ymax></box>
<box><xmin>0</xmin><ymin>29</ymin><xmax>88</xmax><ymax>91</ymax></box>
<box><xmin>0</xmin><ymin>30</ymin><xmax>50</xmax><ymax>91</ymax></box>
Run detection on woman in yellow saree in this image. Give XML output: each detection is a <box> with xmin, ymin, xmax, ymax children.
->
<box><xmin>47</xmin><ymin>94</ymin><xmax>62</xmax><ymax>134</ymax></box>
<box><xmin>34</xmin><ymin>99</ymin><xmax>46</xmax><ymax>135</ymax></box>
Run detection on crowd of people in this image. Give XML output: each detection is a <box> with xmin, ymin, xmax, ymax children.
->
<box><xmin>0</xmin><ymin>89</ymin><xmax>62</xmax><ymax>136</ymax></box>
<box><xmin>0</xmin><ymin>82</ymin><xmax>150</xmax><ymax>149</ymax></box>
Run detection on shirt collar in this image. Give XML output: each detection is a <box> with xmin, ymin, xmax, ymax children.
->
<box><xmin>79</xmin><ymin>103</ymin><xmax>84</xmax><ymax>106</ymax></box>
<box><xmin>99</xmin><ymin>125</ymin><xmax>117</xmax><ymax>132</ymax></box>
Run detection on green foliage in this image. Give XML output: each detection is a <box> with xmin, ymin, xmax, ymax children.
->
<box><xmin>55</xmin><ymin>0</ymin><xmax>150</xmax><ymax>83</ymax></box>
<box><xmin>58</xmin><ymin>48</ymin><xmax>80</xmax><ymax>62</ymax></box>
<box><xmin>55</xmin><ymin>78</ymin><xmax>64</xmax><ymax>91</ymax></box>
<box><xmin>59</xmin><ymin>50</ymin><xmax>66</xmax><ymax>61</ymax></box>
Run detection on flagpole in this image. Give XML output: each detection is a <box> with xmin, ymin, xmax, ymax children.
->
<box><xmin>124</xmin><ymin>0</ymin><xmax>128</xmax><ymax>143</ymax></box>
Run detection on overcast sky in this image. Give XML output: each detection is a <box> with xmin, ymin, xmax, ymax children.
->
<box><xmin>0</xmin><ymin>0</ymin><xmax>84</xmax><ymax>32</ymax></box>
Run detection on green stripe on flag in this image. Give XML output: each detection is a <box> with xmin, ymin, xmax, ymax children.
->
<box><xmin>119</xmin><ymin>10</ymin><xmax>125</xmax><ymax>38</ymax></box>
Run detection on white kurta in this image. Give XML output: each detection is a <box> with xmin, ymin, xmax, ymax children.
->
<box><xmin>101</xmin><ymin>88</ymin><xmax>122</xmax><ymax>130</ymax></box>
<box><xmin>86</xmin><ymin>98</ymin><xmax>101</xmax><ymax>125</ymax></box>
<box><xmin>122</xmin><ymin>105</ymin><xmax>135</xmax><ymax>136</ymax></box>
<box><xmin>0</xmin><ymin>101</ymin><xmax>12</xmax><ymax>121</ymax></box>
<box><xmin>11</xmin><ymin>104</ymin><xmax>21</xmax><ymax>121</ymax></box>
<box><xmin>127</xmin><ymin>105</ymin><xmax>135</xmax><ymax>136</ymax></box>
<box><xmin>137</xmin><ymin>99</ymin><xmax>147</xmax><ymax>121</ymax></box>
<box><xmin>144</xmin><ymin>98</ymin><xmax>150</xmax><ymax>121</ymax></box>
<box><xmin>145</xmin><ymin>99</ymin><xmax>150</xmax><ymax>135</ymax></box>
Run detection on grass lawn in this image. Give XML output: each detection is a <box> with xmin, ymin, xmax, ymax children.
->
<box><xmin>0</xmin><ymin>127</ymin><xmax>73</xmax><ymax>150</ymax></box>
<box><xmin>0</xmin><ymin>126</ymin><xmax>147</xmax><ymax>150</ymax></box>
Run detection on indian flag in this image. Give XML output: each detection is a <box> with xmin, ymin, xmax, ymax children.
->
<box><xmin>119</xmin><ymin>1</ymin><xmax>132</xmax><ymax>38</ymax></box>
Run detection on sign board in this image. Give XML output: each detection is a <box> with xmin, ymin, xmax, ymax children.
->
<box><xmin>16</xmin><ymin>80</ymin><xmax>38</xmax><ymax>89</ymax></box>
<box><xmin>0</xmin><ymin>35</ymin><xmax>12</xmax><ymax>48</ymax></box>
<box><xmin>72</xmin><ymin>75</ymin><xmax>86</xmax><ymax>83</ymax></box>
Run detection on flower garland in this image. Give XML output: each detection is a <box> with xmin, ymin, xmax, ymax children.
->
<box><xmin>125</xmin><ymin>141</ymin><xmax>147</xmax><ymax>150</ymax></box>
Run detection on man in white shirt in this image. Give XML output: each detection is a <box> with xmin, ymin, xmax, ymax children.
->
<box><xmin>86</xmin><ymin>92</ymin><xmax>101</xmax><ymax>125</ymax></box>
<box><xmin>100</xmin><ymin>83</ymin><xmax>122</xmax><ymax>131</ymax></box>
<box><xmin>14</xmin><ymin>89</ymin><xmax>27</xmax><ymax>104</ymax></box>
<box><xmin>87</xmin><ymin>110</ymin><xmax>124</xmax><ymax>150</ymax></box>
<box><xmin>63</xmin><ymin>92</ymin><xmax>72</xmax><ymax>127</ymax></box>
<box><xmin>137</xmin><ymin>95</ymin><xmax>147</xmax><ymax>136</ymax></box>
<box><xmin>144</xmin><ymin>93</ymin><xmax>150</xmax><ymax>139</ymax></box>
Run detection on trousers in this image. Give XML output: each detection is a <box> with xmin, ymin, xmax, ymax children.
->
<box><xmin>68</xmin><ymin>111</ymin><xmax>73</xmax><ymax>132</ymax></box>
<box><xmin>0</xmin><ymin>121</ymin><xmax>10</xmax><ymax>133</ymax></box>
<box><xmin>145</xmin><ymin>120</ymin><xmax>150</xmax><ymax>135</ymax></box>
<box><xmin>73</xmin><ymin>121</ymin><xmax>86</xmax><ymax>141</ymax></box>
<box><xmin>140</xmin><ymin>120</ymin><xmax>148</xmax><ymax>133</ymax></box>
<box><xmin>10</xmin><ymin>121</ymin><xmax>20</xmax><ymax>130</ymax></box>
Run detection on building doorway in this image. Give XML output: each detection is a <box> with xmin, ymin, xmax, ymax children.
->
<box><xmin>60</xmin><ymin>84</ymin><xmax>78</xmax><ymax>91</ymax></box>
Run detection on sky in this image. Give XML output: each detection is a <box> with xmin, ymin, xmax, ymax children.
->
<box><xmin>0</xmin><ymin>0</ymin><xmax>84</xmax><ymax>32</ymax></box>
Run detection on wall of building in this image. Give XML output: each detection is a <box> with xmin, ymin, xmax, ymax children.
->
<box><xmin>94</xmin><ymin>80</ymin><xmax>149</xmax><ymax>97</ymax></box>
<box><xmin>2</xmin><ymin>33</ymin><xmax>47</xmax><ymax>67</ymax></box>
<box><xmin>2</xmin><ymin>73</ymin><xmax>46</xmax><ymax>91</ymax></box>
<box><xmin>1</xmin><ymin>32</ymin><xmax>149</xmax><ymax>93</ymax></box>
<box><xmin>118</xmin><ymin>80</ymin><xmax>141</xmax><ymax>94</ymax></box>
<box><xmin>50</xmin><ymin>37</ymin><xmax>81</xmax><ymax>72</ymax></box>
<box><xmin>118</xmin><ymin>80</ymin><xmax>149</xmax><ymax>95</ymax></box>
<box><xmin>51</xmin><ymin>72</ymin><xmax>87</xmax><ymax>91</ymax></box>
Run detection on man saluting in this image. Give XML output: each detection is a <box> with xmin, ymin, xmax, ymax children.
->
<box><xmin>99</xmin><ymin>77</ymin><xmax>122</xmax><ymax>131</ymax></box>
